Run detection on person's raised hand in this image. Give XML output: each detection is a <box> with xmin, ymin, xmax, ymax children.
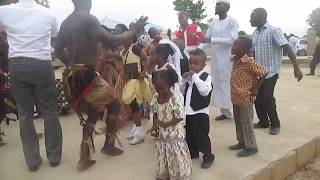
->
<box><xmin>130</xmin><ymin>16</ymin><xmax>148</xmax><ymax>34</ymax></box>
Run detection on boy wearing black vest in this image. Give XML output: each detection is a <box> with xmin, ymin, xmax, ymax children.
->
<box><xmin>181</xmin><ymin>48</ymin><xmax>215</xmax><ymax>169</ymax></box>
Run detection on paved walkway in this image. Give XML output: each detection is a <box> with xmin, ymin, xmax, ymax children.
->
<box><xmin>0</xmin><ymin>66</ymin><xmax>319</xmax><ymax>180</ymax></box>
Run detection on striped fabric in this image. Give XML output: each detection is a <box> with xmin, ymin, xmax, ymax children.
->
<box><xmin>252</xmin><ymin>23</ymin><xmax>288</xmax><ymax>79</ymax></box>
<box><xmin>233</xmin><ymin>104</ymin><xmax>257</xmax><ymax>149</ymax></box>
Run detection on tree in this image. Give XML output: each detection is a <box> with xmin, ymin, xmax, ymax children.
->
<box><xmin>173</xmin><ymin>0</ymin><xmax>207</xmax><ymax>26</ymax></box>
<box><xmin>307</xmin><ymin>7</ymin><xmax>320</xmax><ymax>35</ymax></box>
<box><xmin>0</xmin><ymin>0</ymin><xmax>14</xmax><ymax>5</ymax></box>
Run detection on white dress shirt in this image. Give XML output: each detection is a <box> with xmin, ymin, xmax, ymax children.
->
<box><xmin>181</xmin><ymin>69</ymin><xmax>212</xmax><ymax>115</ymax></box>
<box><xmin>0</xmin><ymin>0</ymin><xmax>59</xmax><ymax>60</ymax></box>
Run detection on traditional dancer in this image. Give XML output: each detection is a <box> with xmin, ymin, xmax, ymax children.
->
<box><xmin>55</xmin><ymin>0</ymin><xmax>147</xmax><ymax>171</ymax></box>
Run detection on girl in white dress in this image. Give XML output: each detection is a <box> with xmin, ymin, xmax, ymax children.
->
<box><xmin>147</xmin><ymin>69</ymin><xmax>192</xmax><ymax>180</ymax></box>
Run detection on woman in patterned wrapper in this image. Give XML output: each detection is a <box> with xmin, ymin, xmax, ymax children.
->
<box><xmin>147</xmin><ymin>69</ymin><xmax>192</xmax><ymax>180</ymax></box>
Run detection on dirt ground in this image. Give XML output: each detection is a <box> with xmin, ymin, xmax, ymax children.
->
<box><xmin>288</xmin><ymin>157</ymin><xmax>320</xmax><ymax>180</ymax></box>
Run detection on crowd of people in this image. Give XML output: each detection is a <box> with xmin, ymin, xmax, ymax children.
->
<box><xmin>0</xmin><ymin>0</ymin><xmax>317</xmax><ymax>179</ymax></box>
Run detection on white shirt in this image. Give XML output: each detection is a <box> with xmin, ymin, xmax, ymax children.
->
<box><xmin>0</xmin><ymin>0</ymin><xmax>59</xmax><ymax>60</ymax></box>
<box><xmin>181</xmin><ymin>69</ymin><xmax>212</xmax><ymax>115</ymax></box>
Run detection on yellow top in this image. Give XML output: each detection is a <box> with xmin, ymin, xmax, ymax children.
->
<box><xmin>121</xmin><ymin>45</ymin><xmax>141</xmax><ymax>72</ymax></box>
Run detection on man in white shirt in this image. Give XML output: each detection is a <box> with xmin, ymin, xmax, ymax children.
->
<box><xmin>0</xmin><ymin>0</ymin><xmax>62</xmax><ymax>171</ymax></box>
<box><xmin>203</xmin><ymin>0</ymin><xmax>239</xmax><ymax>121</ymax></box>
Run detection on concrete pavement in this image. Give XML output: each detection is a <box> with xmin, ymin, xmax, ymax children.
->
<box><xmin>0</xmin><ymin>65</ymin><xmax>319</xmax><ymax>180</ymax></box>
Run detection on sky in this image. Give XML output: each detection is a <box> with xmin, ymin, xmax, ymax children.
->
<box><xmin>50</xmin><ymin>0</ymin><xmax>320</xmax><ymax>37</ymax></box>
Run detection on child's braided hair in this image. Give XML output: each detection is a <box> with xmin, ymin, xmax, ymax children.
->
<box><xmin>152</xmin><ymin>66</ymin><xmax>178</xmax><ymax>88</ymax></box>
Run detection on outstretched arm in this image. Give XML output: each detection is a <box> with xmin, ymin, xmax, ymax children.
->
<box><xmin>283</xmin><ymin>44</ymin><xmax>303</xmax><ymax>82</ymax></box>
<box><xmin>271</xmin><ymin>28</ymin><xmax>303</xmax><ymax>82</ymax></box>
<box><xmin>90</xmin><ymin>16</ymin><xmax>148</xmax><ymax>48</ymax></box>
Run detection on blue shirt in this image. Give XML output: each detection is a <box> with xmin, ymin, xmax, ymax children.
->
<box><xmin>252</xmin><ymin>23</ymin><xmax>288</xmax><ymax>79</ymax></box>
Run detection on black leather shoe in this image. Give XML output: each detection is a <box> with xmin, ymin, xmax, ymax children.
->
<box><xmin>201</xmin><ymin>154</ymin><xmax>215</xmax><ymax>169</ymax></box>
<box><xmin>237</xmin><ymin>148</ymin><xmax>258</xmax><ymax>157</ymax></box>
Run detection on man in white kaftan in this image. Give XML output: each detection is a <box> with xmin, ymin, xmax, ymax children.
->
<box><xmin>203</xmin><ymin>0</ymin><xmax>239</xmax><ymax>120</ymax></box>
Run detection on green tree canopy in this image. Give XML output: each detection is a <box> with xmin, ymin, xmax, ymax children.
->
<box><xmin>0</xmin><ymin>0</ymin><xmax>12</xmax><ymax>5</ymax></box>
<box><xmin>307</xmin><ymin>7</ymin><xmax>320</xmax><ymax>35</ymax></box>
<box><xmin>173</xmin><ymin>0</ymin><xmax>207</xmax><ymax>25</ymax></box>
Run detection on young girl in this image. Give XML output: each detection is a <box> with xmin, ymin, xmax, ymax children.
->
<box><xmin>148</xmin><ymin>69</ymin><xmax>192</xmax><ymax>180</ymax></box>
<box><xmin>121</xmin><ymin>36</ymin><xmax>152</xmax><ymax>145</ymax></box>
<box><xmin>152</xmin><ymin>44</ymin><xmax>184</xmax><ymax>101</ymax></box>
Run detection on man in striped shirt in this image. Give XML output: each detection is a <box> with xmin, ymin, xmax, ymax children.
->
<box><xmin>250</xmin><ymin>8</ymin><xmax>303</xmax><ymax>135</ymax></box>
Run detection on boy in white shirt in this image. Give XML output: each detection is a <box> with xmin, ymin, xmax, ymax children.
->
<box><xmin>181</xmin><ymin>48</ymin><xmax>215</xmax><ymax>169</ymax></box>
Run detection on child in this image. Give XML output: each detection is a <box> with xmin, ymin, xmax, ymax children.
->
<box><xmin>229</xmin><ymin>36</ymin><xmax>267</xmax><ymax>157</ymax></box>
<box><xmin>155</xmin><ymin>40</ymin><xmax>182</xmax><ymax>76</ymax></box>
<box><xmin>153</xmin><ymin>44</ymin><xmax>176</xmax><ymax>71</ymax></box>
<box><xmin>121</xmin><ymin>36</ymin><xmax>152</xmax><ymax>145</ymax></box>
<box><xmin>148</xmin><ymin>69</ymin><xmax>192</xmax><ymax>180</ymax></box>
<box><xmin>152</xmin><ymin>44</ymin><xmax>184</xmax><ymax>100</ymax></box>
<box><xmin>181</xmin><ymin>48</ymin><xmax>215</xmax><ymax>169</ymax></box>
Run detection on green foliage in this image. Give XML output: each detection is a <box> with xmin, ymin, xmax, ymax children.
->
<box><xmin>307</xmin><ymin>7</ymin><xmax>320</xmax><ymax>35</ymax></box>
<box><xmin>0</xmin><ymin>0</ymin><xmax>11</xmax><ymax>6</ymax></box>
<box><xmin>173</xmin><ymin>0</ymin><xmax>207</xmax><ymax>24</ymax></box>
